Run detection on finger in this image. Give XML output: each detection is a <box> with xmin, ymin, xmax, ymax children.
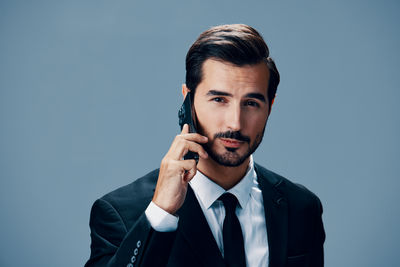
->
<box><xmin>181</xmin><ymin>141</ymin><xmax>208</xmax><ymax>159</ymax></box>
<box><xmin>180</xmin><ymin>132</ymin><xmax>208</xmax><ymax>144</ymax></box>
<box><xmin>166</xmin><ymin>132</ymin><xmax>208</xmax><ymax>159</ymax></box>
<box><xmin>181</xmin><ymin>123</ymin><xmax>189</xmax><ymax>134</ymax></box>
<box><xmin>180</xmin><ymin>159</ymin><xmax>197</xmax><ymax>171</ymax></box>
<box><xmin>180</xmin><ymin>160</ymin><xmax>197</xmax><ymax>182</ymax></box>
<box><xmin>180</xmin><ymin>124</ymin><xmax>208</xmax><ymax>143</ymax></box>
<box><xmin>183</xmin><ymin>166</ymin><xmax>197</xmax><ymax>182</ymax></box>
<box><xmin>169</xmin><ymin>139</ymin><xmax>208</xmax><ymax>160</ymax></box>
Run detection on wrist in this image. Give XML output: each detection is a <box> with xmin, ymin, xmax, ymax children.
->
<box><xmin>145</xmin><ymin>201</ymin><xmax>179</xmax><ymax>232</ymax></box>
<box><xmin>152</xmin><ymin>196</ymin><xmax>178</xmax><ymax>215</ymax></box>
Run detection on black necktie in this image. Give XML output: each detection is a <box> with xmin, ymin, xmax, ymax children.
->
<box><xmin>219</xmin><ymin>193</ymin><xmax>246</xmax><ymax>267</ymax></box>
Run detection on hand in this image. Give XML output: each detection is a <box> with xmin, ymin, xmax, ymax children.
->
<box><xmin>152</xmin><ymin>124</ymin><xmax>208</xmax><ymax>214</ymax></box>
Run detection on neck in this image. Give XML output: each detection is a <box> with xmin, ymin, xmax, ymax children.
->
<box><xmin>197</xmin><ymin>157</ymin><xmax>250</xmax><ymax>190</ymax></box>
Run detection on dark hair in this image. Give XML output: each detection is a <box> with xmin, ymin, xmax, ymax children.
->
<box><xmin>185</xmin><ymin>24</ymin><xmax>280</xmax><ymax>108</ymax></box>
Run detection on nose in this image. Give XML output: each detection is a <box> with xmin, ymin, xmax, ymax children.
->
<box><xmin>226</xmin><ymin>103</ymin><xmax>242</xmax><ymax>131</ymax></box>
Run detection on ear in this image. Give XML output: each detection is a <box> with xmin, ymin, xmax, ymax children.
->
<box><xmin>268</xmin><ymin>94</ymin><xmax>276</xmax><ymax>115</ymax></box>
<box><xmin>182</xmin><ymin>84</ymin><xmax>191</xmax><ymax>99</ymax></box>
<box><xmin>270</xmin><ymin>94</ymin><xmax>276</xmax><ymax>107</ymax></box>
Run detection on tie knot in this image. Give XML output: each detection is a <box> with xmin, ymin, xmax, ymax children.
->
<box><xmin>219</xmin><ymin>193</ymin><xmax>239</xmax><ymax>212</ymax></box>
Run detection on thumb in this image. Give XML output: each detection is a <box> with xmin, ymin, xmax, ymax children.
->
<box><xmin>183</xmin><ymin>166</ymin><xmax>197</xmax><ymax>182</ymax></box>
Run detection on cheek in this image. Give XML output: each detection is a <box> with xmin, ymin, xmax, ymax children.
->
<box><xmin>196</xmin><ymin>106</ymin><xmax>223</xmax><ymax>129</ymax></box>
<box><xmin>246</xmin><ymin>115</ymin><xmax>268</xmax><ymax>135</ymax></box>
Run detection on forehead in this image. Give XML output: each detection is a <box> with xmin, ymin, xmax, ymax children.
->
<box><xmin>197</xmin><ymin>59</ymin><xmax>270</xmax><ymax>97</ymax></box>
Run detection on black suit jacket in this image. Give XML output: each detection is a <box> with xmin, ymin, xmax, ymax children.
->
<box><xmin>85</xmin><ymin>163</ymin><xmax>325</xmax><ymax>267</ymax></box>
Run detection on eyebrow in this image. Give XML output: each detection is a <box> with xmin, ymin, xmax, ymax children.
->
<box><xmin>246</xmin><ymin>93</ymin><xmax>266</xmax><ymax>103</ymax></box>
<box><xmin>206</xmin><ymin>90</ymin><xmax>266</xmax><ymax>103</ymax></box>
<box><xmin>206</xmin><ymin>90</ymin><xmax>232</xmax><ymax>97</ymax></box>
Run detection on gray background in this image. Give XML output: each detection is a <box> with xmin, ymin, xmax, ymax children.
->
<box><xmin>1</xmin><ymin>0</ymin><xmax>399</xmax><ymax>266</ymax></box>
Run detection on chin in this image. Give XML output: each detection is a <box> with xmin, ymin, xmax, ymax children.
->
<box><xmin>206</xmin><ymin>146</ymin><xmax>250</xmax><ymax>167</ymax></box>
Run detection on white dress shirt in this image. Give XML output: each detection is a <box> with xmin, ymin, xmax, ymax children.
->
<box><xmin>145</xmin><ymin>156</ymin><xmax>269</xmax><ymax>267</ymax></box>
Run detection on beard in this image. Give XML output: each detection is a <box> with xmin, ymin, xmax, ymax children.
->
<box><xmin>200</xmin><ymin>125</ymin><xmax>266</xmax><ymax>167</ymax></box>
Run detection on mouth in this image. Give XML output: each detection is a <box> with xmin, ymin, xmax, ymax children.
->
<box><xmin>219</xmin><ymin>138</ymin><xmax>244</xmax><ymax>148</ymax></box>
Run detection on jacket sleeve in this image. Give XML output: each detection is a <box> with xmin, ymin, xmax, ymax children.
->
<box><xmin>85</xmin><ymin>198</ymin><xmax>177</xmax><ymax>267</ymax></box>
<box><xmin>310</xmin><ymin>197</ymin><xmax>326</xmax><ymax>267</ymax></box>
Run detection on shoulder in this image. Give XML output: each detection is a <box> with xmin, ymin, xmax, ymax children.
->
<box><xmin>93</xmin><ymin>168</ymin><xmax>160</xmax><ymax>228</ymax></box>
<box><xmin>254</xmin><ymin>163</ymin><xmax>322</xmax><ymax>210</ymax></box>
<box><xmin>101</xmin><ymin>168</ymin><xmax>159</xmax><ymax>203</ymax></box>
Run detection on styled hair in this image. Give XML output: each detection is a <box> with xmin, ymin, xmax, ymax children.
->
<box><xmin>185</xmin><ymin>24</ymin><xmax>280</xmax><ymax>107</ymax></box>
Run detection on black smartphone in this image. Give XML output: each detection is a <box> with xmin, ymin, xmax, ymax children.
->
<box><xmin>178</xmin><ymin>92</ymin><xmax>199</xmax><ymax>163</ymax></box>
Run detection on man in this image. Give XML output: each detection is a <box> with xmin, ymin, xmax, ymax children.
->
<box><xmin>86</xmin><ymin>24</ymin><xmax>325</xmax><ymax>267</ymax></box>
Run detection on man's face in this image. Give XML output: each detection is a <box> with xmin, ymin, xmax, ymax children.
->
<box><xmin>193</xmin><ymin>59</ymin><xmax>271</xmax><ymax>167</ymax></box>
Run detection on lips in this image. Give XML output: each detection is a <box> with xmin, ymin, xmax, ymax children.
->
<box><xmin>219</xmin><ymin>138</ymin><xmax>244</xmax><ymax>148</ymax></box>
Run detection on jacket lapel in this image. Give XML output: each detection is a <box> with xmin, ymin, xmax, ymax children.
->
<box><xmin>177</xmin><ymin>185</ymin><xmax>225</xmax><ymax>267</ymax></box>
<box><xmin>255</xmin><ymin>163</ymin><xmax>288</xmax><ymax>267</ymax></box>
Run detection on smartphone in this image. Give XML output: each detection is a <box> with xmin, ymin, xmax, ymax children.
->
<box><xmin>178</xmin><ymin>92</ymin><xmax>199</xmax><ymax>163</ymax></box>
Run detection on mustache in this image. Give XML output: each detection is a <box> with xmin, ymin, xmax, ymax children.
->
<box><xmin>214</xmin><ymin>131</ymin><xmax>250</xmax><ymax>143</ymax></box>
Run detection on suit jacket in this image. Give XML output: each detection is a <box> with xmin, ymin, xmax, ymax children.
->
<box><xmin>85</xmin><ymin>163</ymin><xmax>325</xmax><ymax>267</ymax></box>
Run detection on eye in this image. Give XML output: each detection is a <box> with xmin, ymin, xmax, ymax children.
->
<box><xmin>244</xmin><ymin>100</ymin><xmax>260</xmax><ymax>107</ymax></box>
<box><xmin>211</xmin><ymin>97</ymin><xmax>225</xmax><ymax>103</ymax></box>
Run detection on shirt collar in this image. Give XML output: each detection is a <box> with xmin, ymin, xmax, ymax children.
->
<box><xmin>189</xmin><ymin>155</ymin><xmax>256</xmax><ymax>210</ymax></box>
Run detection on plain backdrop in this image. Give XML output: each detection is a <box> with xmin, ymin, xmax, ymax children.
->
<box><xmin>1</xmin><ymin>1</ymin><xmax>399</xmax><ymax>266</ymax></box>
